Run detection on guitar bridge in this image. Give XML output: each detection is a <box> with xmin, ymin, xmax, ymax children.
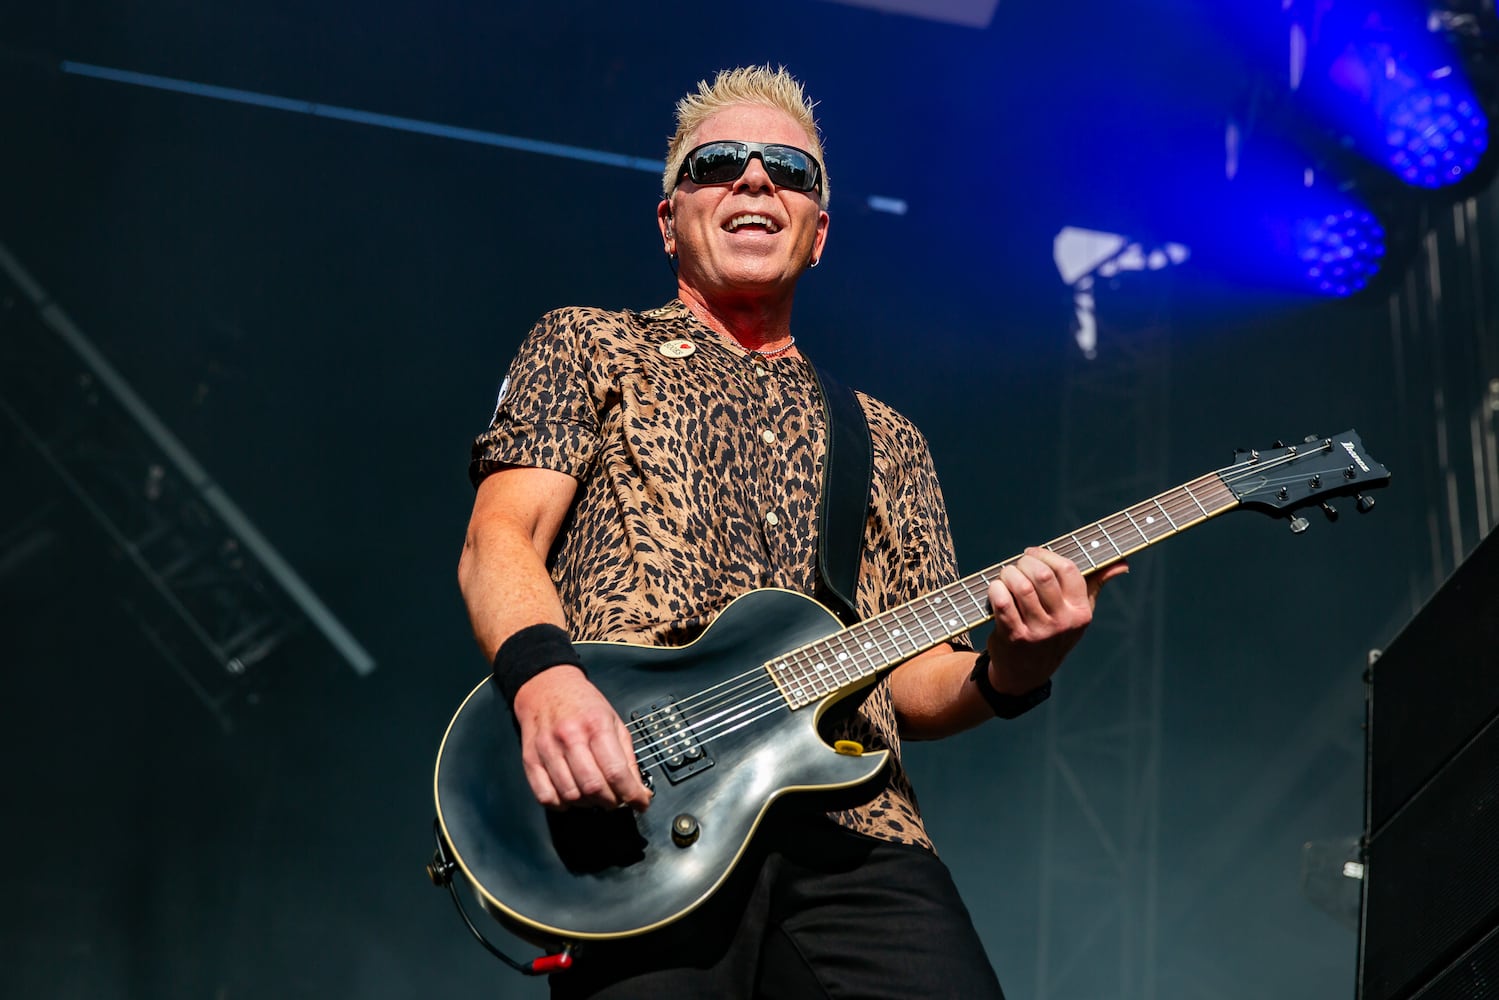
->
<box><xmin>631</xmin><ymin>696</ymin><xmax>714</xmax><ymax>785</ymax></box>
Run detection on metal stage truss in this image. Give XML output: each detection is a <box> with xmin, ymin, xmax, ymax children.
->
<box><xmin>0</xmin><ymin>240</ymin><xmax>374</xmax><ymax>731</ymax></box>
<box><xmin>1037</xmin><ymin>271</ymin><xmax>1170</xmax><ymax>1000</ymax></box>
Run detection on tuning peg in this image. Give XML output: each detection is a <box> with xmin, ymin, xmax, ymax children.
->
<box><xmin>1321</xmin><ymin>502</ymin><xmax>1339</xmax><ymax>522</ymax></box>
<box><xmin>1303</xmin><ymin>434</ymin><xmax>1321</xmax><ymax>444</ymax></box>
<box><xmin>1356</xmin><ymin>494</ymin><xmax>1376</xmax><ymax>513</ymax></box>
<box><xmin>1272</xmin><ymin>440</ymin><xmax>1286</xmax><ymax>448</ymax></box>
<box><xmin>1289</xmin><ymin>515</ymin><xmax>1310</xmax><ymax>534</ymax></box>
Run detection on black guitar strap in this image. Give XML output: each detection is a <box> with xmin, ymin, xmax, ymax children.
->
<box><xmin>810</xmin><ymin>363</ymin><xmax>872</xmax><ymax>627</ymax></box>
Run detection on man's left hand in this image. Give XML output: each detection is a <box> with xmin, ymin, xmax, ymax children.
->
<box><xmin>984</xmin><ymin>547</ymin><xmax>1127</xmax><ymax>694</ymax></box>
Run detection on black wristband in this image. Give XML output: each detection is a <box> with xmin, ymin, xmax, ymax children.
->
<box><xmin>493</xmin><ymin>624</ymin><xmax>585</xmax><ymax>709</ymax></box>
<box><xmin>970</xmin><ymin>650</ymin><xmax>1052</xmax><ymax>719</ymax></box>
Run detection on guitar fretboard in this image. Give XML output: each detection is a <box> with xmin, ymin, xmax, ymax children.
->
<box><xmin>767</xmin><ymin>472</ymin><xmax>1240</xmax><ymax>709</ymax></box>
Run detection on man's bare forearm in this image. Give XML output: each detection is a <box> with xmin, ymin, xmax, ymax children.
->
<box><xmin>889</xmin><ymin>645</ymin><xmax>995</xmax><ymax>740</ymax></box>
<box><xmin>457</xmin><ymin>467</ymin><xmax>579</xmax><ymax>660</ymax></box>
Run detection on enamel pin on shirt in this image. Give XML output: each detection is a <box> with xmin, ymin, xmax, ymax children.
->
<box><xmin>658</xmin><ymin>339</ymin><xmax>696</xmax><ymax>358</ymax></box>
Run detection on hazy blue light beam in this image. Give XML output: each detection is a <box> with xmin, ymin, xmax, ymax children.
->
<box><xmin>61</xmin><ymin>61</ymin><xmax>666</xmax><ymax>174</ymax></box>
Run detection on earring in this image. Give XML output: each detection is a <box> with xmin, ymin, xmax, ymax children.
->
<box><xmin>809</xmin><ymin>257</ymin><xmax>821</xmax><ymax>269</ymax></box>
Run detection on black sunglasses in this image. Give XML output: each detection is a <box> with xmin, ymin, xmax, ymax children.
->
<box><xmin>675</xmin><ymin>140</ymin><xmax>823</xmax><ymax>195</ymax></box>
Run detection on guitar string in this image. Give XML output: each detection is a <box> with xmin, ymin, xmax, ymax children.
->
<box><xmin>628</xmin><ymin>486</ymin><xmax>1226</xmax><ymax>766</ymax></box>
<box><xmin>626</xmin><ymin>448</ymin><xmax>1326</xmax><ymax>762</ymax></box>
<box><xmin>626</xmin><ymin>444</ymin><xmax>1345</xmax><ymax>763</ymax></box>
<box><xmin>623</xmin><ymin>668</ymin><xmax>779</xmax><ymax>732</ymax></box>
<box><xmin>627</xmin><ymin>509</ymin><xmax>1198</xmax><ymax>767</ymax></box>
<box><xmin>634</xmin><ymin>701</ymin><xmax>797</xmax><ymax>771</ymax></box>
<box><xmin>631</xmin><ymin>472</ymin><xmax>1235</xmax><ymax>763</ymax></box>
<box><xmin>628</xmin><ymin>675</ymin><xmax>786</xmax><ymax>763</ymax></box>
<box><xmin>626</xmin><ymin>479</ymin><xmax>1331</xmax><ymax>761</ymax></box>
<box><xmin>630</xmin><ymin>467</ymin><xmax>1283</xmax><ymax>763</ymax></box>
<box><xmin>632</xmin><ymin>689</ymin><xmax>789</xmax><ymax>770</ymax></box>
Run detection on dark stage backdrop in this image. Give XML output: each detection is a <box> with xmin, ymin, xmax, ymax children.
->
<box><xmin>1</xmin><ymin>2</ymin><xmax>1492</xmax><ymax>997</ymax></box>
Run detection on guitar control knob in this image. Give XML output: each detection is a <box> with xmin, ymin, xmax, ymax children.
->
<box><xmin>671</xmin><ymin>813</ymin><xmax>701</xmax><ymax>848</ymax></box>
<box><xmin>1357</xmin><ymin>494</ymin><xmax>1376</xmax><ymax>513</ymax></box>
<box><xmin>1289</xmin><ymin>516</ymin><xmax>1310</xmax><ymax>534</ymax></box>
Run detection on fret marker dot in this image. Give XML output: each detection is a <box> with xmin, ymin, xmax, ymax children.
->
<box><xmin>1145</xmin><ymin>516</ymin><xmax>1155</xmax><ymax>524</ymax></box>
<box><xmin>863</xmin><ymin>641</ymin><xmax>873</xmax><ymax>649</ymax></box>
<box><xmin>837</xmin><ymin>652</ymin><xmax>848</xmax><ymax>661</ymax></box>
<box><xmin>892</xmin><ymin>629</ymin><xmax>902</xmax><ymax>637</ymax></box>
<box><xmin>948</xmin><ymin>618</ymin><xmax>957</xmax><ymax>626</ymax></box>
<box><xmin>1090</xmin><ymin>540</ymin><xmax>1099</xmax><ymax>548</ymax></box>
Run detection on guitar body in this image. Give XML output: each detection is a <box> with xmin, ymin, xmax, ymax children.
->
<box><xmin>433</xmin><ymin>588</ymin><xmax>891</xmax><ymax>943</ymax></box>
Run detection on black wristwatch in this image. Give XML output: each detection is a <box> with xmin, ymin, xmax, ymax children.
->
<box><xmin>970</xmin><ymin>651</ymin><xmax>1053</xmax><ymax>719</ymax></box>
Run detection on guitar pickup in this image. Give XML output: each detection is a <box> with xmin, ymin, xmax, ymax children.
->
<box><xmin>630</xmin><ymin>696</ymin><xmax>714</xmax><ymax>785</ymax></box>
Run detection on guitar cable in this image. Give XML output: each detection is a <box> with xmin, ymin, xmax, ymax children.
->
<box><xmin>427</xmin><ymin>819</ymin><xmax>575</xmax><ymax>976</ymax></box>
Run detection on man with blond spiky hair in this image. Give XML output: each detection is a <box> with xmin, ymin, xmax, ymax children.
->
<box><xmin>459</xmin><ymin>65</ymin><xmax>1124</xmax><ymax>996</ymax></box>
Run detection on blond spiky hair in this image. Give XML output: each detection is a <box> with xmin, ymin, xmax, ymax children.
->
<box><xmin>662</xmin><ymin>65</ymin><xmax>830</xmax><ymax>209</ymax></box>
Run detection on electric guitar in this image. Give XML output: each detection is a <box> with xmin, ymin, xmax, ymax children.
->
<box><xmin>432</xmin><ymin>431</ymin><xmax>1390</xmax><ymax>945</ymax></box>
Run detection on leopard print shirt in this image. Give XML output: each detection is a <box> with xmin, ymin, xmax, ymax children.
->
<box><xmin>470</xmin><ymin>300</ymin><xmax>972</xmax><ymax>850</ymax></box>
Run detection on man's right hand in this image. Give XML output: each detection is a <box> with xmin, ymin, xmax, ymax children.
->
<box><xmin>511</xmin><ymin>665</ymin><xmax>653</xmax><ymax>812</ymax></box>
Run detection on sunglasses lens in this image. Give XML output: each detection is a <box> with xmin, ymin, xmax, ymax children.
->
<box><xmin>690</xmin><ymin>143</ymin><xmax>750</xmax><ymax>185</ymax></box>
<box><xmin>762</xmin><ymin>146</ymin><xmax>815</xmax><ymax>191</ymax></box>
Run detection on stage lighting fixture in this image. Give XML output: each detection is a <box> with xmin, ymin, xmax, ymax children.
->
<box><xmin>1383</xmin><ymin>83</ymin><xmax>1490</xmax><ymax>187</ymax></box>
<box><xmin>1288</xmin><ymin>0</ymin><xmax>1497</xmax><ymax>190</ymax></box>
<box><xmin>1293</xmin><ymin>207</ymin><xmax>1386</xmax><ymax>296</ymax></box>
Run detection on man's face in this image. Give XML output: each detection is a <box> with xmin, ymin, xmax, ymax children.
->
<box><xmin>659</xmin><ymin>104</ymin><xmax>830</xmax><ymax>304</ymax></box>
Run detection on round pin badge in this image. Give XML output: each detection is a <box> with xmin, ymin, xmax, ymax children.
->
<box><xmin>658</xmin><ymin>339</ymin><xmax>696</xmax><ymax>359</ymax></box>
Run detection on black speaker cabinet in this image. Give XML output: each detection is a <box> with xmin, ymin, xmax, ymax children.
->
<box><xmin>1359</xmin><ymin>527</ymin><xmax>1499</xmax><ymax>1000</ymax></box>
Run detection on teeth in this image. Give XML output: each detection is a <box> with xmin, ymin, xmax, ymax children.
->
<box><xmin>727</xmin><ymin>214</ymin><xmax>779</xmax><ymax>233</ymax></box>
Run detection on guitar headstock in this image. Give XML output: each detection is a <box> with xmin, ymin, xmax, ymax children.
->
<box><xmin>1224</xmin><ymin>430</ymin><xmax>1391</xmax><ymax>527</ymax></box>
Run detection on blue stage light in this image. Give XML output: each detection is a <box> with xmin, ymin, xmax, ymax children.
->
<box><xmin>1296</xmin><ymin>2</ymin><xmax>1493</xmax><ymax>189</ymax></box>
<box><xmin>1294</xmin><ymin>208</ymin><xmax>1386</xmax><ymax>296</ymax></box>
<box><xmin>1383</xmin><ymin>85</ymin><xmax>1490</xmax><ymax>188</ymax></box>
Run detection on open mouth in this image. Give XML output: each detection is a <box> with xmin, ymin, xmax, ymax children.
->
<box><xmin>724</xmin><ymin>213</ymin><xmax>781</xmax><ymax>234</ymax></box>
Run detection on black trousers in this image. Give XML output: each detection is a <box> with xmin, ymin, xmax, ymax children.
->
<box><xmin>550</xmin><ymin>809</ymin><xmax>1006</xmax><ymax>999</ymax></box>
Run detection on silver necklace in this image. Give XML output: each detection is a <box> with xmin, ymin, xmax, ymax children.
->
<box><xmin>753</xmin><ymin>336</ymin><xmax>796</xmax><ymax>358</ymax></box>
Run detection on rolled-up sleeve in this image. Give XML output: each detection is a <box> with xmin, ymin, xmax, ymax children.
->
<box><xmin>469</xmin><ymin>308</ymin><xmax>604</xmax><ymax>487</ymax></box>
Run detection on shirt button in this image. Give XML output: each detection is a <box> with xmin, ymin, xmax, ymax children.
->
<box><xmin>760</xmin><ymin>429</ymin><xmax>776</xmax><ymax>444</ymax></box>
<box><xmin>764</xmin><ymin>511</ymin><xmax>781</xmax><ymax>527</ymax></box>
